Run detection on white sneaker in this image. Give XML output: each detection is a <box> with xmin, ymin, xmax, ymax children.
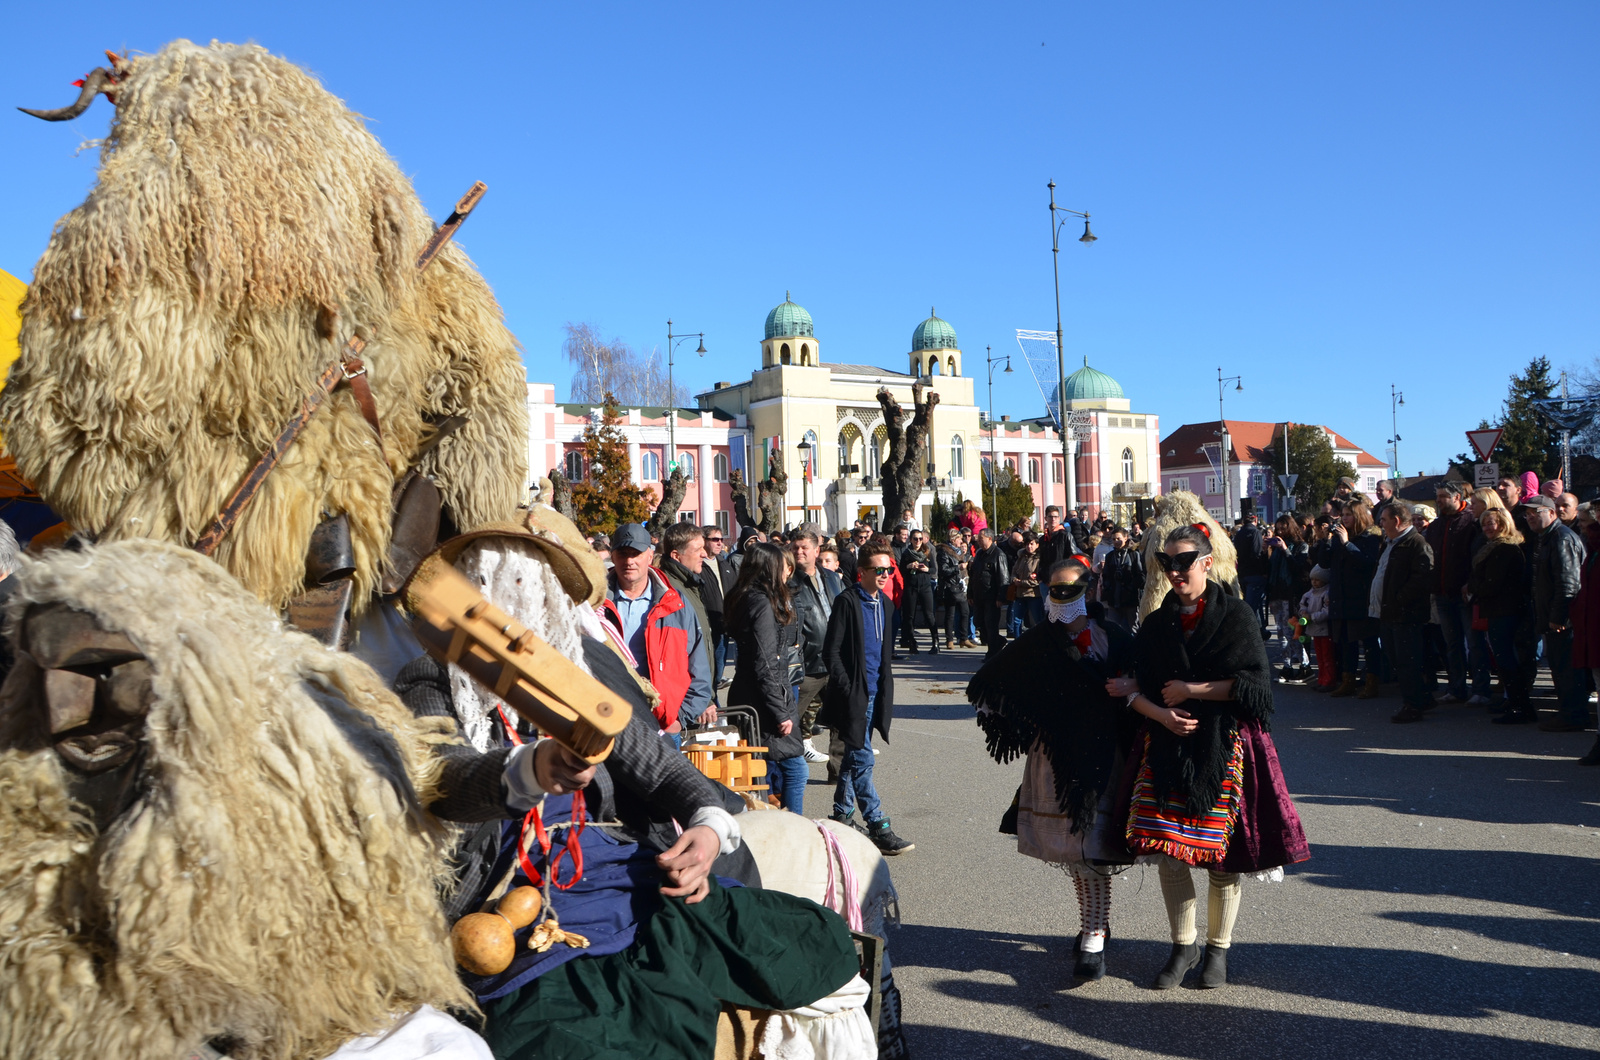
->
<box><xmin>803</xmin><ymin>740</ymin><xmax>828</xmax><ymax>764</ymax></box>
<box><xmin>872</xmin><ymin>747</ymin><xmax>880</xmax><ymax>755</ymax></box>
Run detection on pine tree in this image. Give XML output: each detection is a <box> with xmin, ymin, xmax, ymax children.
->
<box><xmin>1258</xmin><ymin>425</ymin><xmax>1359</xmax><ymax>508</ymax></box>
<box><xmin>1448</xmin><ymin>357</ymin><xmax>1560</xmax><ymax>479</ymax></box>
<box><xmin>570</xmin><ymin>394</ymin><xmax>653</xmax><ymax>535</ymax></box>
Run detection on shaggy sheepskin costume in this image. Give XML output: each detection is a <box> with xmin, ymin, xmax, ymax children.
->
<box><xmin>2</xmin><ymin>40</ymin><xmax>529</xmax><ymax>612</ymax></box>
<box><xmin>0</xmin><ymin>539</ymin><xmax>473</xmax><ymax>1060</ymax></box>
<box><xmin>1138</xmin><ymin>490</ymin><xmax>1241</xmax><ymax>620</ymax></box>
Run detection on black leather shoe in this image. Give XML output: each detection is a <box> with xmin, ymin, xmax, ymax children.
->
<box><xmin>1579</xmin><ymin>740</ymin><xmax>1600</xmax><ymax>766</ymax></box>
<box><xmin>1152</xmin><ymin>942</ymin><xmax>1201</xmax><ymax>990</ymax></box>
<box><xmin>1390</xmin><ymin>706</ymin><xmax>1426</xmax><ymax>724</ymax></box>
<box><xmin>1073</xmin><ymin>946</ymin><xmax>1106</xmax><ymax>981</ymax></box>
<box><xmin>1198</xmin><ymin>944</ymin><xmax>1228</xmax><ymax>988</ymax></box>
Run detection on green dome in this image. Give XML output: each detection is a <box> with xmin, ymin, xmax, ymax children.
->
<box><xmin>764</xmin><ymin>292</ymin><xmax>814</xmax><ymax>339</ymax></box>
<box><xmin>911</xmin><ymin>309</ymin><xmax>958</xmax><ymax>351</ymax></box>
<box><xmin>1062</xmin><ymin>363</ymin><xmax>1125</xmax><ymax>401</ymax></box>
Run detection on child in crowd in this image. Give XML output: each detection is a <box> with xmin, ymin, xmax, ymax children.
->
<box><xmin>1300</xmin><ymin>565</ymin><xmax>1335</xmax><ymax>690</ymax></box>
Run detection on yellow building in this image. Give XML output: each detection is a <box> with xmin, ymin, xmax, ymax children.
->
<box><xmin>698</xmin><ymin>295</ymin><xmax>984</xmax><ymax>530</ymax></box>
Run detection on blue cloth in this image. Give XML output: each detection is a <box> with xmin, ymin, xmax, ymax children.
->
<box><xmin>856</xmin><ymin>584</ymin><xmax>884</xmax><ymax>702</ymax></box>
<box><xmin>833</xmin><ymin>703</ymin><xmax>882</xmax><ymax>824</ymax></box>
<box><xmin>769</xmin><ymin>755</ymin><xmax>809</xmax><ymax>815</ymax></box>
<box><xmin>611</xmin><ymin>579</ymin><xmax>659</xmax><ymax>677</ymax></box>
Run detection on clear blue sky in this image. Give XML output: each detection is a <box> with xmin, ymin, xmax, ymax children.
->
<box><xmin>3</xmin><ymin>3</ymin><xmax>1595</xmax><ymax>476</ymax></box>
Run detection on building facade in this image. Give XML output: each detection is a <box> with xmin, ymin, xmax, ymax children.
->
<box><xmin>1158</xmin><ymin>420</ymin><xmax>1389</xmax><ymax>522</ymax></box>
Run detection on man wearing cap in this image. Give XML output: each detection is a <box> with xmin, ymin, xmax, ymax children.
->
<box><xmin>1522</xmin><ymin>495</ymin><xmax>1590</xmax><ymax>732</ymax></box>
<box><xmin>600</xmin><ymin>523</ymin><xmax>713</xmax><ymax>746</ymax></box>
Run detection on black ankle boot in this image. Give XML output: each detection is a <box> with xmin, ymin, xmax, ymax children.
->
<box><xmin>1152</xmin><ymin>941</ymin><xmax>1201</xmax><ymax>990</ymax></box>
<box><xmin>1198</xmin><ymin>944</ymin><xmax>1228</xmax><ymax>988</ymax></box>
<box><xmin>1072</xmin><ymin>934</ymin><xmax>1106</xmax><ymax>981</ymax></box>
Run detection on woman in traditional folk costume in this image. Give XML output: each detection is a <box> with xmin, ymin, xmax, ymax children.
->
<box><xmin>968</xmin><ymin>556</ymin><xmax>1140</xmax><ymax>981</ymax></box>
<box><xmin>1120</xmin><ymin>524</ymin><xmax>1309</xmax><ymax>990</ymax></box>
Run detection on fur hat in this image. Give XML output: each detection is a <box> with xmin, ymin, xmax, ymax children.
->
<box><xmin>1310</xmin><ymin>565</ymin><xmax>1332</xmax><ymax>583</ymax></box>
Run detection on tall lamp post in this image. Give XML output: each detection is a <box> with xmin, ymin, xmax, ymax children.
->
<box><xmin>664</xmin><ymin>320</ymin><xmax>706</xmax><ymax>471</ymax></box>
<box><xmin>1216</xmin><ymin>368</ymin><xmax>1244</xmax><ymax>520</ymax></box>
<box><xmin>795</xmin><ymin>439</ymin><xmax>813</xmax><ymax>523</ymax></box>
<box><xmin>1387</xmin><ymin>385</ymin><xmax>1405</xmax><ymax>486</ymax></box>
<box><xmin>1048</xmin><ymin>181</ymin><xmax>1096</xmax><ymax>517</ymax></box>
<box><xmin>985</xmin><ymin>344</ymin><xmax>1013</xmax><ymax>522</ymax></box>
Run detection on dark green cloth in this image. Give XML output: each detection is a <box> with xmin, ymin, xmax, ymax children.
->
<box><xmin>482</xmin><ymin>880</ymin><xmax>860</xmax><ymax>1060</ymax></box>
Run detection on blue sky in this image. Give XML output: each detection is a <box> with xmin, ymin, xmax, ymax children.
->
<box><xmin>3</xmin><ymin>3</ymin><xmax>1595</xmax><ymax>475</ymax></box>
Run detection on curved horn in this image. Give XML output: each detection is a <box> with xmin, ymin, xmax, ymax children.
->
<box><xmin>18</xmin><ymin>67</ymin><xmax>115</xmax><ymax>121</ymax></box>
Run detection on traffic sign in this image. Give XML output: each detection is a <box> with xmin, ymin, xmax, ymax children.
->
<box><xmin>1474</xmin><ymin>462</ymin><xmax>1499</xmax><ymax>489</ymax></box>
<box><xmin>1277</xmin><ymin>473</ymin><xmax>1299</xmax><ymax>493</ymax></box>
<box><xmin>1466</xmin><ymin>428</ymin><xmax>1503</xmax><ymax>462</ymax></box>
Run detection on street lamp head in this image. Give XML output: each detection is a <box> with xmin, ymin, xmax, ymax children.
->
<box><xmin>1078</xmin><ymin>218</ymin><xmax>1096</xmax><ymax>243</ymax></box>
<box><xmin>695</xmin><ymin>336</ymin><xmax>706</xmax><ymax>356</ymax></box>
<box><xmin>1004</xmin><ymin>361</ymin><xmax>1013</xmax><ymax>373</ymax></box>
<box><xmin>1235</xmin><ymin>379</ymin><xmax>1244</xmax><ymax>392</ymax></box>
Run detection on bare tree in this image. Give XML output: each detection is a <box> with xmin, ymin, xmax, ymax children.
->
<box><xmin>727</xmin><ymin>463</ymin><xmax>787</xmax><ymax>533</ymax></box>
<box><xmin>729</xmin><ymin>469</ymin><xmax>756</xmax><ymax>531</ymax></box>
<box><xmin>546</xmin><ymin>468</ymin><xmax>576</xmax><ymax>522</ymax></box>
<box><xmin>564</xmin><ymin>323</ymin><xmax>691</xmax><ymax>407</ymax></box>
<box><xmin>646</xmin><ymin>467</ymin><xmax>689</xmax><ymax>536</ymax></box>
<box><xmin>876</xmin><ymin>382</ymin><xmax>940</xmax><ymax>531</ymax></box>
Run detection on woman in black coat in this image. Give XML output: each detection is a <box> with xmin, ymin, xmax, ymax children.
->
<box><xmin>1327</xmin><ymin>500</ymin><xmax>1385</xmax><ymax>697</ymax></box>
<box><xmin>937</xmin><ymin>529</ymin><xmax>974</xmax><ymax>649</ymax></box>
<box><xmin>725</xmin><ymin>542</ymin><xmax>805</xmax><ymax>813</ymax></box>
<box><xmin>1465</xmin><ymin>507</ymin><xmax>1530</xmax><ymax>721</ymax></box>
<box><xmin>1120</xmin><ymin>524</ymin><xmax>1309</xmax><ymax>991</ymax></box>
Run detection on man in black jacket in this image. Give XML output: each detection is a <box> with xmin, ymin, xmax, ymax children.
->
<box><xmin>1423</xmin><ymin>483</ymin><xmax>1490</xmax><ymax>704</ymax></box>
<box><xmin>1234</xmin><ymin>513</ymin><xmax>1270</xmax><ymax>638</ymax></box>
<box><xmin>699</xmin><ymin>524</ymin><xmax>735</xmax><ymax>689</ymax></box>
<box><xmin>820</xmin><ymin>538</ymin><xmax>912</xmax><ymax>854</ymax></box>
<box><xmin>788</xmin><ymin>524</ymin><xmax>844</xmax><ymax>764</ymax></box>
<box><xmin>1375</xmin><ymin>500</ymin><xmax>1437</xmax><ymax>723</ymax></box>
<box><xmin>1099</xmin><ymin>527</ymin><xmax>1145</xmax><ymax>632</ymax></box>
<box><xmin>1521</xmin><ymin>495</ymin><xmax>1590</xmax><ymax>731</ymax></box>
<box><xmin>898</xmin><ymin>528</ymin><xmax>940</xmax><ymax>655</ymax></box>
<box><xmin>970</xmin><ymin>528</ymin><xmax>1012</xmax><ymax>656</ymax></box>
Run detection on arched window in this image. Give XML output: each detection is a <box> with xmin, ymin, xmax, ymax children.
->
<box><xmin>641</xmin><ymin>451</ymin><xmax>660</xmax><ymax>481</ymax></box>
<box><xmin>802</xmin><ymin>430</ymin><xmax>818</xmax><ymax>479</ymax></box>
<box><xmin>947</xmin><ymin>355</ymin><xmax>957</xmax><ymax>377</ymax></box>
<box><xmin>780</xmin><ymin>343</ymin><xmax>791</xmax><ymax>365</ymax></box>
<box><xmin>950</xmin><ymin>434</ymin><xmax>964</xmax><ymax>479</ymax></box>
<box><xmin>929</xmin><ymin>357</ymin><xmax>942</xmax><ymax>376</ymax></box>
<box><xmin>1122</xmin><ymin>447</ymin><xmax>1135</xmax><ymax>483</ymax></box>
<box><xmin>713</xmin><ymin>452</ymin><xmax>729</xmax><ymax>482</ymax></box>
<box><xmin>838</xmin><ymin>431</ymin><xmax>851</xmax><ymax>474</ymax></box>
<box><xmin>1027</xmin><ymin>458</ymin><xmax>1041</xmax><ymax>485</ymax></box>
<box><xmin>1007</xmin><ymin>457</ymin><xmax>1019</xmax><ymax>477</ymax></box>
<box><xmin>563</xmin><ymin>450</ymin><xmax>584</xmax><ymax>481</ymax></box>
<box><xmin>679</xmin><ymin>452</ymin><xmax>695</xmax><ymax>481</ymax></box>
<box><xmin>1051</xmin><ymin>458</ymin><xmax>1063</xmax><ymax>484</ymax></box>
<box><xmin>869</xmin><ymin>431</ymin><xmax>884</xmax><ymax>478</ymax></box>
<box><xmin>801</xmin><ymin>343</ymin><xmax>811</xmax><ymax>366</ymax></box>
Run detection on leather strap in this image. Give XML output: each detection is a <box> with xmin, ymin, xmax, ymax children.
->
<box><xmin>340</xmin><ymin>355</ymin><xmax>383</xmax><ymax>441</ymax></box>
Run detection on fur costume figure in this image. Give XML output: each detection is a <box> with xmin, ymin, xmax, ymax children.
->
<box><xmin>2</xmin><ymin>40</ymin><xmax>529</xmax><ymax>612</ymax></box>
<box><xmin>1138</xmin><ymin>491</ymin><xmax>1240</xmax><ymax>620</ymax></box>
<box><xmin>0</xmin><ymin>539</ymin><xmax>473</xmax><ymax>1060</ymax></box>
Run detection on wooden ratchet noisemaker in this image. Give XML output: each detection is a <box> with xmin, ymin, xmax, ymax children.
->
<box><xmin>408</xmin><ymin>563</ymin><xmax>630</xmax><ymax>763</ymax></box>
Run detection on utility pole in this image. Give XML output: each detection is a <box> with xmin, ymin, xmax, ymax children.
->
<box><xmin>986</xmin><ymin>344</ymin><xmax>1012</xmax><ymax>522</ymax></box>
<box><xmin>664</xmin><ymin>320</ymin><xmax>706</xmax><ymax>472</ymax></box>
<box><xmin>1048</xmin><ymin>181</ymin><xmax>1095</xmax><ymax>518</ymax></box>
<box><xmin>1217</xmin><ymin>368</ymin><xmax>1243</xmax><ymax>520</ymax></box>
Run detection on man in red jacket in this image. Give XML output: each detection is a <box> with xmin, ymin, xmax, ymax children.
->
<box><xmin>600</xmin><ymin>523</ymin><xmax>713</xmax><ymax>747</ymax></box>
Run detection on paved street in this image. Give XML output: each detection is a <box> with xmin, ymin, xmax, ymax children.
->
<box><xmin>802</xmin><ymin>643</ymin><xmax>1600</xmax><ymax>1057</ymax></box>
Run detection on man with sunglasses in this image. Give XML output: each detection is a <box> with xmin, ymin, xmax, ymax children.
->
<box><xmin>819</xmin><ymin>538</ymin><xmax>912</xmax><ymax>854</ymax></box>
<box><xmin>969</xmin><ymin>556</ymin><xmax>1136</xmax><ymax>980</ymax></box>
<box><xmin>899</xmin><ymin>528</ymin><xmax>940</xmax><ymax>655</ymax></box>
<box><xmin>701</xmin><ymin>525</ymin><xmax>736</xmax><ymax>690</ymax></box>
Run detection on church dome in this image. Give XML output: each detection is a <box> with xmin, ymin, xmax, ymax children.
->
<box><xmin>911</xmin><ymin>310</ymin><xmax>958</xmax><ymax>351</ymax></box>
<box><xmin>764</xmin><ymin>293</ymin><xmax>814</xmax><ymax>339</ymax></box>
<box><xmin>1062</xmin><ymin>363</ymin><xmax>1124</xmax><ymax>401</ymax></box>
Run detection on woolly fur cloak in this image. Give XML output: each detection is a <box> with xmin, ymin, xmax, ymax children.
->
<box><xmin>0</xmin><ymin>540</ymin><xmax>472</xmax><ymax>1060</ymax></box>
<box><xmin>2</xmin><ymin>40</ymin><xmax>529</xmax><ymax>611</ymax></box>
<box><xmin>1137</xmin><ymin>490</ymin><xmax>1240</xmax><ymax>620</ymax></box>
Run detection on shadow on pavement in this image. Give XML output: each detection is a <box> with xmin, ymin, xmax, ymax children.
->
<box><xmin>1297</xmin><ymin>843</ymin><xmax>1600</xmax><ymax>920</ymax></box>
<box><xmin>1380</xmin><ymin>909</ymin><xmax>1600</xmax><ymax>960</ymax></box>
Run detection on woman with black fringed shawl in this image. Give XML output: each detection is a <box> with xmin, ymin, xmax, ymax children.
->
<box><xmin>967</xmin><ymin>556</ymin><xmax>1140</xmax><ymax>982</ymax></box>
<box><xmin>1120</xmin><ymin>523</ymin><xmax>1309</xmax><ymax>991</ymax></box>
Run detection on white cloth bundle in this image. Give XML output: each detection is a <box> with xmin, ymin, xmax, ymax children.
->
<box><xmin>757</xmin><ymin>974</ymin><xmax>877</xmax><ymax>1060</ymax></box>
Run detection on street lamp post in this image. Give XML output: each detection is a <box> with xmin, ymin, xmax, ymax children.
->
<box><xmin>795</xmin><ymin>440</ymin><xmax>813</xmax><ymax>523</ymax></box>
<box><xmin>1216</xmin><ymin>368</ymin><xmax>1244</xmax><ymax>520</ymax></box>
<box><xmin>985</xmin><ymin>344</ymin><xmax>1013</xmax><ymax>523</ymax></box>
<box><xmin>664</xmin><ymin>320</ymin><xmax>707</xmax><ymax>472</ymax></box>
<box><xmin>1387</xmin><ymin>385</ymin><xmax>1405</xmax><ymax>486</ymax></box>
<box><xmin>1048</xmin><ymin>181</ymin><xmax>1096</xmax><ymax>518</ymax></box>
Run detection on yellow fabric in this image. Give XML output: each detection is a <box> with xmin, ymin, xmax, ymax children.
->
<box><xmin>0</xmin><ymin>268</ymin><xmax>23</xmax><ymax>390</ymax></box>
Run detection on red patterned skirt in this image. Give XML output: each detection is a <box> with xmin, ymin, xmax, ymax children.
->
<box><xmin>1124</xmin><ymin>728</ymin><xmax>1245</xmax><ymax>866</ymax></box>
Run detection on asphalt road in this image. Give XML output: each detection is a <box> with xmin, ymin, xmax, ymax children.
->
<box><xmin>798</xmin><ymin>639</ymin><xmax>1600</xmax><ymax>1058</ymax></box>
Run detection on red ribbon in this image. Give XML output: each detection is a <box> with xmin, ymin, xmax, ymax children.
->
<box><xmin>516</xmin><ymin>795</ymin><xmax>586</xmax><ymax>891</ymax></box>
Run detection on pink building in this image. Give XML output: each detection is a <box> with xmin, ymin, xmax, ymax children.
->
<box><xmin>525</xmin><ymin>384</ymin><xmax>753</xmax><ymax>533</ymax></box>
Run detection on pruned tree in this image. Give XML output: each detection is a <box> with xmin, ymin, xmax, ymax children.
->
<box><xmin>876</xmin><ymin>382</ymin><xmax>940</xmax><ymax>531</ymax></box>
<box><xmin>729</xmin><ymin>468</ymin><xmax>756</xmax><ymax>531</ymax></box>
<box><xmin>647</xmin><ymin>467</ymin><xmax>689</xmax><ymax>537</ymax></box>
<box><xmin>546</xmin><ymin>468</ymin><xmax>576</xmax><ymax>522</ymax></box>
<box><xmin>564</xmin><ymin>322</ymin><xmax>691</xmax><ymax>407</ymax></box>
<box><xmin>757</xmin><ymin>456</ymin><xmax>789</xmax><ymax>533</ymax></box>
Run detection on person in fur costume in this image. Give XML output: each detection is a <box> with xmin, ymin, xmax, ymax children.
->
<box><xmin>4</xmin><ymin>41</ymin><xmax>529</xmax><ymax>614</ymax></box>
<box><xmin>1117</xmin><ymin>524</ymin><xmax>1309</xmax><ymax>992</ymax></box>
<box><xmin>968</xmin><ymin>556</ymin><xmax>1139</xmax><ymax>982</ymax></box>
<box><xmin>391</xmin><ymin>509</ymin><xmax>876</xmax><ymax>1060</ymax></box>
<box><xmin>1138</xmin><ymin>491</ymin><xmax>1240</xmax><ymax>621</ymax></box>
<box><xmin>0</xmin><ymin>539</ymin><xmax>481</xmax><ymax>1060</ymax></box>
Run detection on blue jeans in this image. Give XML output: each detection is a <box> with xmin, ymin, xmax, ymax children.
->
<box><xmin>1241</xmin><ymin>576</ymin><xmax>1269</xmax><ymax>634</ymax></box>
<box><xmin>833</xmin><ymin>705</ymin><xmax>883</xmax><ymax>824</ymax></box>
<box><xmin>1435</xmin><ymin>596</ymin><xmax>1492</xmax><ymax>697</ymax></box>
<box><xmin>769</xmin><ymin>755</ymin><xmax>809</xmax><ymax>815</ymax></box>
